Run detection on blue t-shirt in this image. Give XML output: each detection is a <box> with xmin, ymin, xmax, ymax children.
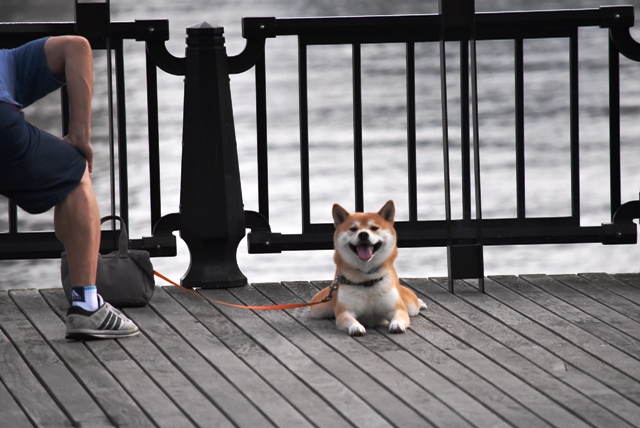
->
<box><xmin>0</xmin><ymin>37</ymin><xmax>66</xmax><ymax>108</ymax></box>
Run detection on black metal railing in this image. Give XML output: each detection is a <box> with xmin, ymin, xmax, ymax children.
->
<box><xmin>236</xmin><ymin>1</ymin><xmax>640</xmax><ymax>290</ymax></box>
<box><xmin>2</xmin><ymin>0</ymin><xmax>640</xmax><ymax>291</ymax></box>
<box><xmin>0</xmin><ymin>1</ymin><xmax>176</xmax><ymax>259</ymax></box>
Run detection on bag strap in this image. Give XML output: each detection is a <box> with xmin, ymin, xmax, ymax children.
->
<box><xmin>101</xmin><ymin>215</ymin><xmax>128</xmax><ymax>257</ymax></box>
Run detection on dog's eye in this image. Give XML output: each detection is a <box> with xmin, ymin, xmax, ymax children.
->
<box><xmin>370</xmin><ymin>225</ymin><xmax>379</xmax><ymax>231</ymax></box>
<box><xmin>349</xmin><ymin>226</ymin><xmax>358</xmax><ymax>232</ymax></box>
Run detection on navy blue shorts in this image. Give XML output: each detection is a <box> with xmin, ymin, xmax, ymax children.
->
<box><xmin>0</xmin><ymin>102</ymin><xmax>86</xmax><ymax>214</ymax></box>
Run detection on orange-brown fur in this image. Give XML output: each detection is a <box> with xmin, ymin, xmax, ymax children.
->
<box><xmin>310</xmin><ymin>200</ymin><xmax>427</xmax><ymax>336</ymax></box>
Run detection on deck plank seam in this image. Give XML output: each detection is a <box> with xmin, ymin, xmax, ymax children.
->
<box><xmin>132</xmin><ymin>295</ymin><xmax>268</xmax><ymax>427</ymax></box>
<box><xmin>154</xmin><ymin>286</ymin><xmax>312</xmax><ymax>428</ymax></box>
<box><xmin>481</xmin><ymin>276</ymin><xmax>640</xmax><ymax>388</ymax></box>
<box><xmin>411</xmin><ymin>277</ymin><xmax>631</xmax><ymax>428</ymax></box>
<box><xmin>200</xmin><ymin>290</ymin><xmax>382</xmax><ymax>426</ymax></box>
<box><xmin>162</xmin><ymin>285</ymin><xmax>355</xmax><ymax>428</ymax></box>
<box><xmin>4</xmin><ymin>291</ymin><xmax>113</xmax><ymax>427</ymax></box>
<box><xmin>39</xmin><ymin>289</ymin><xmax>197</xmax><ymax>428</ymax></box>
<box><xmin>415</xmin><ymin>276</ymin><xmax>640</xmax><ymax>427</ymax></box>
<box><xmin>510</xmin><ymin>275</ymin><xmax>640</xmax><ymax>362</ymax></box>
<box><xmin>0</xmin><ymin>342</ymin><xmax>41</xmax><ymax>428</ymax></box>
<box><xmin>405</xmin><ymin>281</ymin><xmax>574</xmax><ymax>428</ymax></box>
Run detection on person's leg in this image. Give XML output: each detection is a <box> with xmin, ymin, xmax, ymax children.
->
<box><xmin>53</xmin><ymin>164</ymin><xmax>100</xmax><ymax>288</ymax></box>
<box><xmin>58</xmin><ymin>167</ymin><xmax>139</xmax><ymax>340</ymax></box>
<box><xmin>44</xmin><ymin>36</ymin><xmax>94</xmax><ymax>171</ymax></box>
<box><xmin>43</xmin><ymin>36</ymin><xmax>100</xmax><ymax>311</ymax></box>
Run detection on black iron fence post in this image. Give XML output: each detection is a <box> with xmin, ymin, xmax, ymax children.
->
<box><xmin>180</xmin><ymin>22</ymin><xmax>247</xmax><ymax>289</ymax></box>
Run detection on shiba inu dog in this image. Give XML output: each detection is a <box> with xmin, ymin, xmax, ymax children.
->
<box><xmin>310</xmin><ymin>200</ymin><xmax>427</xmax><ymax>336</ymax></box>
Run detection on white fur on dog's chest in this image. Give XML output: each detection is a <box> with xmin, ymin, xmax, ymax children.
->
<box><xmin>338</xmin><ymin>277</ymin><xmax>399</xmax><ymax>320</ymax></box>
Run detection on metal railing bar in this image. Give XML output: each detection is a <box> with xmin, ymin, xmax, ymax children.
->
<box><xmin>352</xmin><ymin>42</ymin><xmax>364</xmax><ymax>213</ymax></box>
<box><xmin>255</xmin><ymin>54</ymin><xmax>270</xmax><ymax>221</ymax></box>
<box><xmin>115</xmin><ymin>38</ymin><xmax>130</xmax><ymax>229</ymax></box>
<box><xmin>440</xmin><ymin>38</ymin><xmax>452</xmax><ymax>230</ymax></box>
<box><xmin>242</xmin><ymin>7</ymin><xmax>630</xmax><ymax>43</ymax></box>
<box><xmin>471</xmin><ymin>41</ymin><xmax>483</xmax><ymax>232</ymax></box>
<box><xmin>515</xmin><ymin>37</ymin><xmax>526</xmax><ymax>220</ymax></box>
<box><xmin>470</xmin><ymin>32</ymin><xmax>485</xmax><ymax>292</ymax></box>
<box><xmin>298</xmin><ymin>39</ymin><xmax>311</xmax><ymax>232</ymax></box>
<box><xmin>439</xmin><ymin>36</ymin><xmax>453</xmax><ymax>293</ymax></box>
<box><xmin>0</xmin><ymin>20</ymin><xmax>170</xmax><ymax>47</ymax></box>
<box><xmin>609</xmin><ymin>37</ymin><xmax>622</xmax><ymax>216</ymax></box>
<box><xmin>145</xmin><ymin>48</ymin><xmax>162</xmax><ymax>230</ymax></box>
<box><xmin>406</xmin><ymin>41</ymin><xmax>418</xmax><ymax>222</ymax></box>
<box><xmin>8</xmin><ymin>201</ymin><xmax>17</xmax><ymax>234</ymax></box>
<box><xmin>272</xmin><ymin>222</ymin><xmax>609</xmax><ymax>251</ymax></box>
<box><xmin>460</xmin><ymin>39</ymin><xmax>472</xmax><ymax>221</ymax></box>
<box><xmin>569</xmin><ymin>31</ymin><xmax>580</xmax><ymax>221</ymax></box>
<box><xmin>107</xmin><ymin>36</ymin><xmax>117</xmax><ymax>224</ymax></box>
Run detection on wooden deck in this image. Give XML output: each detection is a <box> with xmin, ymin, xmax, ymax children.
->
<box><xmin>1</xmin><ymin>273</ymin><xmax>640</xmax><ymax>427</ymax></box>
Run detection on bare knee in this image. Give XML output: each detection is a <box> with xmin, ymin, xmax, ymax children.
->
<box><xmin>44</xmin><ymin>36</ymin><xmax>92</xmax><ymax>75</ymax></box>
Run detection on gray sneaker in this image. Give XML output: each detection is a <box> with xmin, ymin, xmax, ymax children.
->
<box><xmin>65</xmin><ymin>301</ymin><xmax>139</xmax><ymax>340</ymax></box>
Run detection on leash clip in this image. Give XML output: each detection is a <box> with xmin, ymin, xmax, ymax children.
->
<box><xmin>322</xmin><ymin>277</ymin><xmax>340</xmax><ymax>302</ymax></box>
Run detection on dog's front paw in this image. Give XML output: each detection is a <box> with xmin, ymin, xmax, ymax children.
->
<box><xmin>348</xmin><ymin>322</ymin><xmax>366</xmax><ymax>336</ymax></box>
<box><xmin>389</xmin><ymin>320</ymin><xmax>407</xmax><ymax>334</ymax></box>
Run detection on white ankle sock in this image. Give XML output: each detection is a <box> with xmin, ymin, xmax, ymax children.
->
<box><xmin>71</xmin><ymin>286</ymin><xmax>99</xmax><ymax>312</ymax></box>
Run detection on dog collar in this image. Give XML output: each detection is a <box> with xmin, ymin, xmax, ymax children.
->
<box><xmin>336</xmin><ymin>273</ymin><xmax>384</xmax><ymax>288</ymax></box>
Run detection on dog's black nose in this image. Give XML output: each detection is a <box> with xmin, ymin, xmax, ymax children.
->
<box><xmin>358</xmin><ymin>231</ymin><xmax>369</xmax><ymax>241</ymax></box>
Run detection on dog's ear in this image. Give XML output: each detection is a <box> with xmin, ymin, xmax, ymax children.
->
<box><xmin>378</xmin><ymin>200</ymin><xmax>395</xmax><ymax>223</ymax></box>
<box><xmin>332</xmin><ymin>204</ymin><xmax>350</xmax><ymax>227</ymax></box>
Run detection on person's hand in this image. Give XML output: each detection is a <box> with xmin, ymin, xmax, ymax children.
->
<box><xmin>63</xmin><ymin>135</ymin><xmax>94</xmax><ymax>174</ymax></box>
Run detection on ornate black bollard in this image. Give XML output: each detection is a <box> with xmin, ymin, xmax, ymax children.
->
<box><xmin>179</xmin><ymin>22</ymin><xmax>247</xmax><ymax>288</ymax></box>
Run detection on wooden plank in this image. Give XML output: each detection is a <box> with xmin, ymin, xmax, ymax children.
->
<box><xmin>460</xmin><ymin>276</ymin><xmax>640</xmax><ymax>419</ymax></box>
<box><xmin>163</xmin><ymin>285</ymin><xmax>350</xmax><ymax>428</ymax></box>
<box><xmin>553</xmin><ymin>274</ymin><xmax>640</xmax><ymax>324</ymax></box>
<box><xmin>285</xmin><ymin>281</ymin><xmax>509</xmax><ymax>427</ymax></box>
<box><xmin>400</xmin><ymin>278</ymin><xmax>588</xmax><ymax>427</ymax></box>
<box><xmin>41</xmin><ymin>288</ymin><xmax>218</xmax><ymax>428</ymax></box>
<box><xmin>0</xmin><ymin>290</ymin><xmax>111</xmax><ymax>427</ymax></box>
<box><xmin>0</xmin><ymin>309</ymin><xmax>70</xmax><ymax>427</ymax></box>
<box><xmin>198</xmin><ymin>286</ymin><xmax>392</xmax><ymax>428</ymax></box>
<box><xmin>0</xmin><ymin>363</ymin><xmax>35</xmax><ymax>428</ymax></box>
<box><xmin>146</xmin><ymin>286</ymin><xmax>311</xmax><ymax>428</ymax></box>
<box><xmin>121</xmin><ymin>288</ymin><xmax>274</xmax><ymax>428</ymax></box>
<box><xmin>227</xmin><ymin>283</ymin><xmax>429</xmax><ymax>427</ymax></box>
<box><xmin>412</xmin><ymin>277</ymin><xmax>637</xmax><ymax>428</ymax></box>
<box><xmin>9</xmin><ymin>289</ymin><xmax>154</xmax><ymax>427</ymax></box>
<box><xmin>288</xmin><ymin>280</ymin><xmax>511</xmax><ymax>427</ymax></box>
<box><xmin>614</xmin><ymin>273</ymin><xmax>640</xmax><ymax>293</ymax></box>
<box><xmin>489</xmin><ymin>275</ymin><xmax>640</xmax><ymax>384</ymax></box>
<box><xmin>582</xmin><ymin>273</ymin><xmax>640</xmax><ymax>308</ymax></box>
<box><xmin>264</xmin><ymin>280</ymin><xmax>480</xmax><ymax>428</ymax></box>
<box><xmin>42</xmin><ymin>289</ymin><xmax>232</xmax><ymax>428</ymax></box>
<box><xmin>568</xmin><ymin>273</ymin><xmax>640</xmax><ymax>320</ymax></box>
<box><xmin>513</xmin><ymin>274</ymin><xmax>640</xmax><ymax>359</ymax></box>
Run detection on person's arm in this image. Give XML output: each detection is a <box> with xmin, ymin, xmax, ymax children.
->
<box><xmin>44</xmin><ymin>36</ymin><xmax>94</xmax><ymax>172</ymax></box>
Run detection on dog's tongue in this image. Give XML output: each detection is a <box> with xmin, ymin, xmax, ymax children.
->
<box><xmin>357</xmin><ymin>244</ymin><xmax>374</xmax><ymax>261</ymax></box>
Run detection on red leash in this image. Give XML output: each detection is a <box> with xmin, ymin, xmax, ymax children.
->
<box><xmin>153</xmin><ymin>270</ymin><xmax>330</xmax><ymax>310</ymax></box>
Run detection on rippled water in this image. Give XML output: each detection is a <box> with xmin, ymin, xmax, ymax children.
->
<box><xmin>2</xmin><ymin>0</ymin><xmax>640</xmax><ymax>289</ymax></box>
